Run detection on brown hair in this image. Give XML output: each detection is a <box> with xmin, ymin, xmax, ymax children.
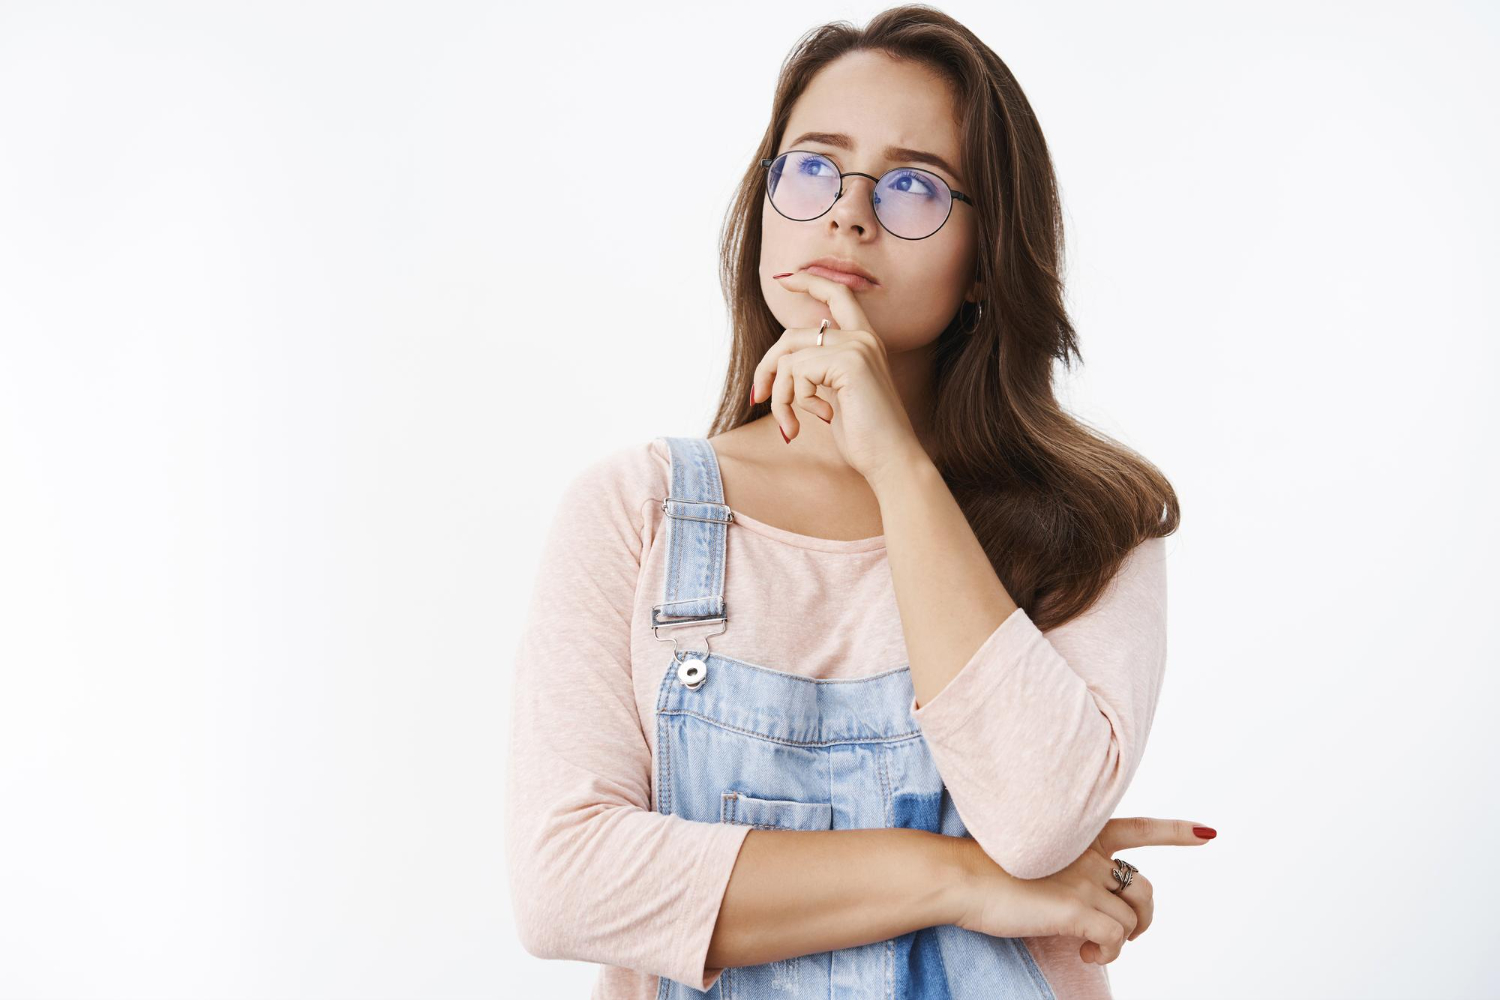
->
<box><xmin>708</xmin><ymin>4</ymin><xmax>1180</xmax><ymax>631</ymax></box>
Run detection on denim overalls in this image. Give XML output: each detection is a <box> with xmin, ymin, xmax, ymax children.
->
<box><xmin>649</xmin><ymin>436</ymin><xmax>1057</xmax><ymax>1000</ymax></box>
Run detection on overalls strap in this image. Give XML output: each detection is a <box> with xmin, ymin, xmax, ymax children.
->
<box><xmin>651</xmin><ymin>437</ymin><xmax>732</xmax><ymax>641</ymax></box>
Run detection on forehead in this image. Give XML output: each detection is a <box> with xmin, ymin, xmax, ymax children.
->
<box><xmin>783</xmin><ymin>52</ymin><xmax>962</xmax><ymax>171</ymax></box>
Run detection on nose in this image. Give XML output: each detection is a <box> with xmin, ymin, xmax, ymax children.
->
<box><xmin>830</xmin><ymin>172</ymin><xmax>882</xmax><ymax>233</ymax></box>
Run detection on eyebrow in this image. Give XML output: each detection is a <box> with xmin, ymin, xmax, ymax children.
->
<box><xmin>787</xmin><ymin>130</ymin><xmax>963</xmax><ymax>186</ymax></box>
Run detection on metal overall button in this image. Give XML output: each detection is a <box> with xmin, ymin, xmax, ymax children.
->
<box><xmin>677</xmin><ymin>655</ymin><xmax>708</xmax><ymax>690</ymax></box>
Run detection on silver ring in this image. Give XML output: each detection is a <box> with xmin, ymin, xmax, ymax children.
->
<box><xmin>1109</xmin><ymin>857</ymin><xmax>1139</xmax><ymax>893</ymax></box>
<box><xmin>816</xmin><ymin>318</ymin><xmax>829</xmax><ymax>346</ymax></box>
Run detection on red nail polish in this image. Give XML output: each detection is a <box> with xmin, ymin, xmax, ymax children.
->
<box><xmin>1193</xmin><ymin>826</ymin><xmax>1216</xmax><ymax>840</ymax></box>
<box><xmin>771</xmin><ymin>271</ymin><xmax>793</xmax><ymax>278</ymax></box>
<box><xmin>779</xmin><ymin>425</ymin><xmax>789</xmax><ymax>444</ymax></box>
<box><xmin>749</xmin><ymin>385</ymin><xmax>756</xmax><ymax>404</ymax></box>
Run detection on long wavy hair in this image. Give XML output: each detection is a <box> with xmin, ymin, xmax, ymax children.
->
<box><xmin>709</xmin><ymin>4</ymin><xmax>1180</xmax><ymax>632</ymax></box>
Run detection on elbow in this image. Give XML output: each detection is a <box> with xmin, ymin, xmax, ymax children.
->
<box><xmin>504</xmin><ymin>801</ymin><xmax>640</xmax><ymax>964</ymax></box>
<box><xmin>513</xmin><ymin>917</ymin><xmax>548</xmax><ymax>961</ymax></box>
<box><xmin>967</xmin><ymin>828</ymin><xmax>1071</xmax><ymax>881</ymax></box>
<box><xmin>509</xmin><ymin>870</ymin><xmax>561</xmax><ymax>960</ymax></box>
<box><xmin>505</xmin><ymin>825</ymin><xmax>575</xmax><ymax>962</ymax></box>
<box><xmin>978</xmin><ymin>819</ymin><xmax>1107</xmax><ymax>881</ymax></box>
<box><xmin>989</xmin><ymin>839</ymin><xmax>1089</xmax><ymax>881</ymax></box>
<box><xmin>514</xmin><ymin>917</ymin><xmax>561</xmax><ymax>963</ymax></box>
<box><xmin>974</xmin><ymin>752</ymin><xmax>1139</xmax><ymax>881</ymax></box>
<box><xmin>510</xmin><ymin>870</ymin><xmax>583</xmax><ymax>963</ymax></box>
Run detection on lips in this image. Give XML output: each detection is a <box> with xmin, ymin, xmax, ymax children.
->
<box><xmin>802</xmin><ymin>265</ymin><xmax>877</xmax><ymax>290</ymax></box>
<box><xmin>799</xmin><ymin>256</ymin><xmax>880</xmax><ymax>290</ymax></box>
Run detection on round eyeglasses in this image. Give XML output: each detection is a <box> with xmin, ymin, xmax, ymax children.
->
<box><xmin>760</xmin><ymin>149</ymin><xmax>975</xmax><ymax>241</ymax></box>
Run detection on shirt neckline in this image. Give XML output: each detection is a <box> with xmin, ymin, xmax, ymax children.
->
<box><xmin>727</xmin><ymin>507</ymin><xmax>888</xmax><ymax>553</ymax></box>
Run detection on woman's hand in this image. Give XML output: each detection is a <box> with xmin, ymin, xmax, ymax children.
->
<box><xmin>751</xmin><ymin>271</ymin><xmax>924</xmax><ymax>486</ymax></box>
<box><xmin>948</xmin><ymin>817</ymin><xmax>1212</xmax><ymax>965</ymax></box>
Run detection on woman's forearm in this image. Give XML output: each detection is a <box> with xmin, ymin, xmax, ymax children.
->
<box><xmin>705</xmin><ymin>827</ymin><xmax>966</xmax><ymax>969</ymax></box>
<box><xmin>867</xmin><ymin>450</ymin><xmax>1020</xmax><ymax>711</ymax></box>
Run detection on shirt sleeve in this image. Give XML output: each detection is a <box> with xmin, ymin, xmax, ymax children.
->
<box><xmin>909</xmin><ymin>535</ymin><xmax>1170</xmax><ymax>880</ymax></box>
<box><xmin>504</xmin><ymin>442</ymin><xmax>752</xmax><ymax>991</ymax></box>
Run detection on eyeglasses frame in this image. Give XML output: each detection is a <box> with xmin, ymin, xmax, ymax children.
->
<box><xmin>759</xmin><ymin>149</ymin><xmax>976</xmax><ymax>241</ymax></box>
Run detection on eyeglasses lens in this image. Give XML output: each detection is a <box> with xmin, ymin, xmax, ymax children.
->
<box><xmin>766</xmin><ymin>151</ymin><xmax>953</xmax><ymax>240</ymax></box>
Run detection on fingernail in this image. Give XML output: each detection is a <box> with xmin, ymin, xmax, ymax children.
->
<box><xmin>1193</xmin><ymin>826</ymin><xmax>1216</xmax><ymax>840</ymax></box>
<box><xmin>749</xmin><ymin>384</ymin><xmax>756</xmax><ymax>404</ymax></box>
<box><xmin>771</xmin><ymin>271</ymin><xmax>793</xmax><ymax>278</ymax></box>
<box><xmin>779</xmin><ymin>425</ymin><xmax>789</xmax><ymax>444</ymax></box>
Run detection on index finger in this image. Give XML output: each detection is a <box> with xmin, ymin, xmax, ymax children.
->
<box><xmin>773</xmin><ymin>270</ymin><xmax>875</xmax><ymax>335</ymax></box>
<box><xmin>1096</xmin><ymin>817</ymin><xmax>1217</xmax><ymax>854</ymax></box>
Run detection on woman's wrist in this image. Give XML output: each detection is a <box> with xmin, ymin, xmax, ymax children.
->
<box><xmin>929</xmin><ymin>832</ymin><xmax>982</xmax><ymax>926</ymax></box>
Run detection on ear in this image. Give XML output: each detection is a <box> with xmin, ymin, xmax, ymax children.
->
<box><xmin>963</xmin><ymin>277</ymin><xmax>984</xmax><ymax>304</ymax></box>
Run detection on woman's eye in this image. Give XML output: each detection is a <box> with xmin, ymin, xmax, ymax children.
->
<box><xmin>888</xmin><ymin>170</ymin><xmax>937</xmax><ymax>197</ymax></box>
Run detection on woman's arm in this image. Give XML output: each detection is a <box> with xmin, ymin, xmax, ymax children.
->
<box><xmin>708</xmin><ymin>816</ymin><xmax>1175</xmax><ymax>972</ymax></box>
<box><xmin>869</xmin><ymin>454</ymin><xmax>1171</xmax><ymax>880</ymax></box>
<box><xmin>867</xmin><ymin>455</ymin><xmax>1022</xmax><ymax>711</ymax></box>
<box><xmin>506</xmin><ymin>445</ymin><xmax>751</xmax><ymax>990</ymax></box>
<box><xmin>707</xmin><ymin>827</ymin><xmax>965</xmax><ymax>969</ymax></box>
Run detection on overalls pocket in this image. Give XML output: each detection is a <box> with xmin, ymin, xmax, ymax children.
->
<box><xmin>720</xmin><ymin>790</ymin><xmax>834</xmax><ymax>831</ymax></box>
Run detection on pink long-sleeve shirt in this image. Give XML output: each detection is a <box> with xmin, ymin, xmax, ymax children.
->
<box><xmin>505</xmin><ymin>436</ymin><xmax>1169</xmax><ymax>998</ymax></box>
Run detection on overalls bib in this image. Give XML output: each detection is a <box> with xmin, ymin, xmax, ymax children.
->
<box><xmin>650</xmin><ymin>436</ymin><xmax>1057</xmax><ymax>1000</ymax></box>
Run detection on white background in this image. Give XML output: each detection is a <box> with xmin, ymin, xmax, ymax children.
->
<box><xmin>1</xmin><ymin>1</ymin><xmax>1496</xmax><ymax>997</ymax></box>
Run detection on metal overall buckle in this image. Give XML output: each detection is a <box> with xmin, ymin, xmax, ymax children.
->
<box><xmin>651</xmin><ymin>495</ymin><xmax>732</xmax><ymax>689</ymax></box>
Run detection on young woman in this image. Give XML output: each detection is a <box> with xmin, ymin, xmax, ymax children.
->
<box><xmin>506</xmin><ymin>7</ymin><xmax>1213</xmax><ymax>998</ymax></box>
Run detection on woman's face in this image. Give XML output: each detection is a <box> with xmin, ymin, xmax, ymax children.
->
<box><xmin>761</xmin><ymin>50</ymin><xmax>980</xmax><ymax>353</ymax></box>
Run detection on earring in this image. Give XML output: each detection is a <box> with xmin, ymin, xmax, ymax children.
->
<box><xmin>965</xmin><ymin>299</ymin><xmax>984</xmax><ymax>334</ymax></box>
